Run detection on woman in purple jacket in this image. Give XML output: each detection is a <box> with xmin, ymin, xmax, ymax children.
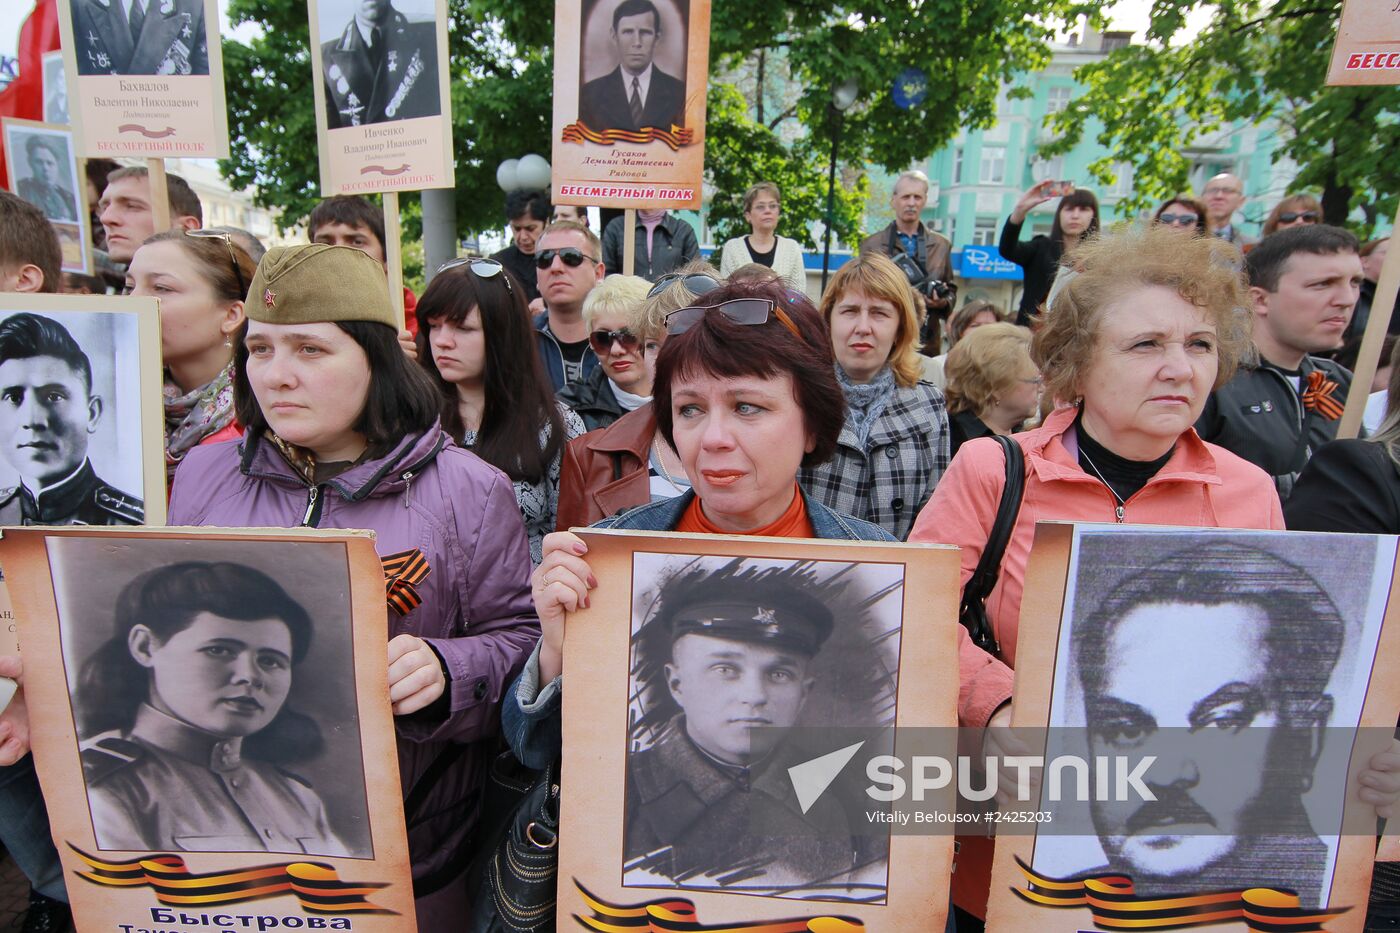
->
<box><xmin>168</xmin><ymin>244</ymin><xmax>540</xmax><ymax>930</ymax></box>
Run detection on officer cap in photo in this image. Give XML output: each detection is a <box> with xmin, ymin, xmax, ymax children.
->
<box><xmin>655</xmin><ymin>563</ymin><xmax>836</xmax><ymax>657</ymax></box>
<box><xmin>246</xmin><ymin>244</ymin><xmax>397</xmax><ymax>330</ymax></box>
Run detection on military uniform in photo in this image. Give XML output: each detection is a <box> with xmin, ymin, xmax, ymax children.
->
<box><xmin>0</xmin><ymin>459</ymin><xmax>143</xmax><ymax>526</ymax></box>
<box><xmin>70</xmin><ymin>0</ymin><xmax>210</xmax><ymax>76</ymax></box>
<box><xmin>321</xmin><ymin>10</ymin><xmax>441</xmax><ymax>128</ymax></box>
<box><xmin>83</xmin><ymin>704</ymin><xmax>349</xmax><ymax>855</ymax></box>
<box><xmin>17</xmin><ymin>177</ymin><xmax>79</xmax><ymax>224</ymax></box>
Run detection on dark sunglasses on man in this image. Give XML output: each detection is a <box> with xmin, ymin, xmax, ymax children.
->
<box><xmin>664</xmin><ymin>297</ymin><xmax>801</xmax><ymax>338</ymax></box>
<box><xmin>437</xmin><ymin>256</ymin><xmax>513</xmax><ymax>292</ymax></box>
<box><xmin>1158</xmin><ymin>212</ymin><xmax>1199</xmax><ymax>227</ymax></box>
<box><xmin>588</xmin><ymin>328</ymin><xmax>642</xmax><ymax>355</ymax></box>
<box><xmin>1279</xmin><ymin>210</ymin><xmax>1320</xmax><ymax>224</ymax></box>
<box><xmin>535</xmin><ymin>247</ymin><xmax>597</xmax><ymax>270</ymax></box>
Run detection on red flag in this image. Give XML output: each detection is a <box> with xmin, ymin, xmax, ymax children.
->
<box><xmin>0</xmin><ymin>0</ymin><xmax>61</xmax><ymax>191</ymax></box>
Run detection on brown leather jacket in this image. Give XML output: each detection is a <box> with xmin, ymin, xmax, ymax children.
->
<box><xmin>556</xmin><ymin>403</ymin><xmax>656</xmax><ymax>530</ymax></box>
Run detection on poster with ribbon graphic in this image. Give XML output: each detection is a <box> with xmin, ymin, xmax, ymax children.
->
<box><xmin>0</xmin><ymin>527</ymin><xmax>417</xmax><ymax>933</ymax></box>
<box><xmin>307</xmin><ymin>0</ymin><xmax>453</xmax><ymax>194</ymax></box>
<box><xmin>54</xmin><ymin>0</ymin><xmax>229</xmax><ymax>158</ymax></box>
<box><xmin>551</xmin><ymin>0</ymin><xmax>710</xmax><ymax>209</ymax></box>
<box><xmin>556</xmin><ymin>530</ymin><xmax>958</xmax><ymax>931</ymax></box>
<box><xmin>984</xmin><ymin>523</ymin><xmax>1400</xmax><ymax>933</ymax></box>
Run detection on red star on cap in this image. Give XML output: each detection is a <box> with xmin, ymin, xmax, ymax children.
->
<box><xmin>263</xmin><ymin>288</ymin><xmax>276</xmax><ymax>310</ymax></box>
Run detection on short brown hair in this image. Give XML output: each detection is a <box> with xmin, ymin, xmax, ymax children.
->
<box><xmin>654</xmin><ymin>280</ymin><xmax>845</xmax><ymax>468</ymax></box>
<box><xmin>308</xmin><ymin>196</ymin><xmax>384</xmax><ymax>252</ymax></box>
<box><xmin>944</xmin><ymin>322</ymin><xmax>1034</xmax><ymax>415</ymax></box>
<box><xmin>140</xmin><ymin>230</ymin><xmax>256</xmax><ymax>303</ymax></box>
<box><xmin>819</xmin><ymin>252</ymin><xmax>923</xmax><ymax>388</ymax></box>
<box><xmin>0</xmin><ymin>191</ymin><xmax>61</xmax><ymax>293</ymax></box>
<box><xmin>106</xmin><ymin>166</ymin><xmax>203</xmax><ymax>224</ymax></box>
<box><xmin>540</xmin><ymin>220</ymin><xmax>601</xmax><ymax>259</ymax></box>
<box><xmin>1034</xmin><ymin>224</ymin><xmax>1252</xmax><ymax>404</ymax></box>
<box><xmin>948</xmin><ymin>299</ymin><xmax>1004</xmax><ymax>345</ymax></box>
<box><xmin>742</xmin><ymin>182</ymin><xmax>781</xmax><ymax>214</ymax></box>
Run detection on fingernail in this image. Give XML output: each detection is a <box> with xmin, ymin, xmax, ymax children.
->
<box><xmin>572</xmin><ymin>541</ymin><xmax>587</xmax><ymax>555</ymax></box>
<box><xmin>587</xmin><ymin>574</ymin><xmax>598</xmax><ymax>588</ymax></box>
<box><xmin>583</xmin><ymin>595</ymin><xmax>591</xmax><ymax>609</ymax></box>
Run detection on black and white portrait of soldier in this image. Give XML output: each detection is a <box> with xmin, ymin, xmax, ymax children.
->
<box><xmin>623</xmin><ymin>554</ymin><xmax>901</xmax><ymax>901</ymax></box>
<box><xmin>0</xmin><ymin>312</ymin><xmax>143</xmax><ymax>525</ymax></box>
<box><xmin>52</xmin><ymin>537</ymin><xmax>373</xmax><ymax>858</ymax></box>
<box><xmin>1036</xmin><ymin>531</ymin><xmax>1391</xmax><ymax>909</ymax></box>
<box><xmin>318</xmin><ymin>0</ymin><xmax>441</xmax><ymax>128</ymax></box>
<box><xmin>13</xmin><ymin>134</ymin><xmax>79</xmax><ymax>225</ymax></box>
<box><xmin>69</xmin><ymin>0</ymin><xmax>210</xmax><ymax>76</ymax></box>
<box><xmin>42</xmin><ymin>52</ymin><xmax>70</xmax><ymax>124</ymax></box>
<box><xmin>578</xmin><ymin>0</ymin><xmax>687</xmax><ymax>134</ymax></box>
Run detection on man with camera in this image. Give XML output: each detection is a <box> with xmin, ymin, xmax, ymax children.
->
<box><xmin>859</xmin><ymin>171</ymin><xmax>955</xmax><ymax>355</ymax></box>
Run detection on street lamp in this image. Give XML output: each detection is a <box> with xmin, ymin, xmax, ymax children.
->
<box><xmin>821</xmin><ymin>79</ymin><xmax>859</xmax><ymax>292</ymax></box>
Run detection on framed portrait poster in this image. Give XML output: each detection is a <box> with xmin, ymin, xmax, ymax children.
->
<box><xmin>556</xmin><ymin>529</ymin><xmax>958</xmax><ymax>930</ymax></box>
<box><xmin>306</xmin><ymin>0</ymin><xmax>454</xmax><ymax>195</ymax></box>
<box><xmin>551</xmin><ymin>0</ymin><xmax>711</xmax><ymax>209</ymax></box>
<box><xmin>0</xmin><ymin>527</ymin><xmax>416</xmax><ymax>932</ymax></box>
<box><xmin>0</xmin><ymin>293</ymin><xmax>165</xmax><ymax>526</ymax></box>
<box><xmin>42</xmin><ymin>51</ymin><xmax>71</xmax><ymax>125</ymax></box>
<box><xmin>53</xmin><ymin>0</ymin><xmax>229</xmax><ymax>158</ymax></box>
<box><xmin>3</xmin><ymin>118</ymin><xmax>92</xmax><ymax>276</ymax></box>
<box><xmin>985</xmin><ymin>523</ymin><xmax>1400</xmax><ymax>933</ymax></box>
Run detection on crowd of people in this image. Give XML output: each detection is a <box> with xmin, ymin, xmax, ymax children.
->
<box><xmin>0</xmin><ymin>154</ymin><xmax>1397</xmax><ymax>933</ymax></box>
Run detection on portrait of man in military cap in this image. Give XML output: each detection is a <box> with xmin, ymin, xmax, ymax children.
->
<box><xmin>623</xmin><ymin>554</ymin><xmax>900</xmax><ymax>900</ymax></box>
<box><xmin>317</xmin><ymin>0</ymin><xmax>442</xmax><ymax>129</ymax></box>
<box><xmin>11</xmin><ymin>132</ymin><xmax>80</xmax><ymax>225</ymax></box>
<box><xmin>0</xmin><ymin>312</ymin><xmax>143</xmax><ymax>526</ymax></box>
<box><xmin>69</xmin><ymin>0</ymin><xmax>210</xmax><ymax>76</ymax></box>
<box><xmin>50</xmin><ymin>536</ymin><xmax>373</xmax><ymax>858</ymax></box>
<box><xmin>1032</xmin><ymin>529</ymin><xmax>1390</xmax><ymax>910</ymax></box>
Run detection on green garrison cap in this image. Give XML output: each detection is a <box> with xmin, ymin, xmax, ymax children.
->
<box><xmin>246</xmin><ymin>243</ymin><xmax>397</xmax><ymax>329</ymax></box>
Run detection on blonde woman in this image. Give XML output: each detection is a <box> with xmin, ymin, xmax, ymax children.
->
<box><xmin>800</xmin><ymin>252</ymin><xmax>950</xmax><ymax>539</ymax></box>
<box><xmin>558</xmin><ymin>274</ymin><xmax>657</xmax><ymax>431</ymax></box>
<box><xmin>943</xmin><ymin>322</ymin><xmax>1040</xmax><ymax>457</ymax></box>
<box><xmin>717</xmin><ymin>182</ymin><xmax>807</xmax><ymax>290</ymax></box>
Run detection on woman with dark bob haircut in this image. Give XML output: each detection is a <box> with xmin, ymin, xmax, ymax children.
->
<box><xmin>502</xmin><ymin>279</ymin><xmax>979</xmax><ymax>912</ymax></box>
<box><xmin>168</xmin><ymin>244</ymin><xmax>539</xmax><ymax>929</ymax></box>
<box><xmin>76</xmin><ymin>561</ymin><xmax>354</xmax><ymax>857</ymax></box>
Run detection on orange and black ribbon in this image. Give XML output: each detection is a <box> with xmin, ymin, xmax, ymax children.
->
<box><xmin>572</xmin><ymin>880</ymin><xmax>866</xmax><ymax>932</ymax></box>
<box><xmin>382</xmin><ymin>548</ymin><xmax>430</xmax><ymax>615</ymax></box>
<box><xmin>1302</xmin><ymin>370</ymin><xmax>1345</xmax><ymax>420</ymax></box>
<box><xmin>560</xmin><ymin>121</ymin><xmax>695</xmax><ymax>151</ymax></box>
<box><xmin>1012</xmin><ymin>857</ymin><xmax>1348</xmax><ymax>930</ymax></box>
<box><xmin>70</xmin><ymin>846</ymin><xmax>394</xmax><ymax>914</ymax></box>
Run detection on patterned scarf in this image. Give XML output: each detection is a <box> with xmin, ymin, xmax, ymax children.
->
<box><xmin>836</xmin><ymin>364</ymin><xmax>897</xmax><ymax>451</ymax></box>
<box><xmin>163</xmin><ymin>362</ymin><xmax>235</xmax><ymax>478</ymax></box>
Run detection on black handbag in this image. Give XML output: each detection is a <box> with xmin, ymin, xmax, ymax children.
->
<box><xmin>958</xmin><ymin>434</ymin><xmax>1025</xmax><ymax>656</ymax></box>
<box><xmin>465</xmin><ymin>751</ymin><xmax>561</xmax><ymax>933</ymax></box>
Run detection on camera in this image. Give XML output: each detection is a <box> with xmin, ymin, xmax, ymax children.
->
<box><xmin>891</xmin><ymin>251</ymin><xmax>957</xmax><ymax>309</ymax></box>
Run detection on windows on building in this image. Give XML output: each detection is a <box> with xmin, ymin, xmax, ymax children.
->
<box><xmin>1032</xmin><ymin>155</ymin><xmax>1065</xmax><ymax>183</ymax></box>
<box><xmin>952</xmin><ymin>147</ymin><xmax>963</xmax><ymax>185</ymax></box>
<box><xmin>1045</xmin><ymin>86</ymin><xmax>1072</xmax><ymax>114</ymax></box>
<box><xmin>972</xmin><ymin>218</ymin><xmax>998</xmax><ymax>245</ymax></box>
<box><xmin>979</xmin><ymin>146</ymin><xmax>1007</xmax><ymax>185</ymax></box>
<box><xmin>1109</xmin><ymin>161</ymin><xmax>1134</xmax><ymax>198</ymax></box>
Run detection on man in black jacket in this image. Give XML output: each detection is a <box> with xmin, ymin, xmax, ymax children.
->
<box><xmin>578</xmin><ymin>0</ymin><xmax>685</xmax><ymax>134</ymax></box>
<box><xmin>1195</xmin><ymin>225</ymin><xmax>1365</xmax><ymax>499</ymax></box>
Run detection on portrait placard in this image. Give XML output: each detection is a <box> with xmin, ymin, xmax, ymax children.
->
<box><xmin>551</xmin><ymin>0</ymin><xmax>711</xmax><ymax>209</ymax></box>
<box><xmin>557</xmin><ymin>529</ymin><xmax>957</xmax><ymax>930</ymax></box>
<box><xmin>985</xmin><ymin>523</ymin><xmax>1400</xmax><ymax>933</ymax></box>
<box><xmin>0</xmin><ymin>293</ymin><xmax>164</xmax><ymax>525</ymax></box>
<box><xmin>3</xmin><ymin>119</ymin><xmax>92</xmax><ymax>275</ymax></box>
<box><xmin>1327</xmin><ymin>0</ymin><xmax>1400</xmax><ymax>86</ymax></box>
<box><xmin>307</xmin><ymin>0</ymin><xmax>454</xmax><ymax>195</ymax></box>
<box><xmin>42</xmin><ymin>52</ymin><xmax>71</xmax><ymax>124</ymax></box>
<box><xmin>54</xmin><ymin>0</ymin><xmax>229</xmax><ymax>158</ymax></box>
<box><xmin>0</xmin><ymin>527</ymin><xmax>416</xmax><ymax>932</ymax></box>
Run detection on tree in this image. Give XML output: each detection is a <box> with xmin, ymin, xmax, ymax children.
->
<box><xmin>1040</xmin><ymin>0</ymin><xmax>1400</xmax><ymax>233</ymax></box>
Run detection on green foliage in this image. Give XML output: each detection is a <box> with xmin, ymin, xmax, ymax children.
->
<box><xmin>704</xmin><ymin>84</ymin><xmax>866</xmax><ymax>246</ymax></box>
<box><xmin>1041</xmin><ymin>0</ymin><xmax>1400</xmax><ymax>233</ymax></box>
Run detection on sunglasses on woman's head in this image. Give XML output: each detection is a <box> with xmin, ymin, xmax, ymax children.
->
<box><xmin>535</xmin><ymin>247</ymin><xmax>596</xmax><ymax>269</ymax></box>
<box><xmin>647</xmin><ymin>272</ymin><xmax>722</xmax><ymax>298</ymax></box>
<box><xmin>186</xmin><ymin>229</ymin><xmax>246</xmax><ymax>300</ymax></box>
<box><xmin>589</xmin><ymin>328</ymin><xmax>641</xmax><ymax>354</ymax></box>
<box><xmin>1279</xmin><ymin>211</ymin><xmax>1319</xmax><ymax>224</ymax></box>
<box><xmin>1159</xmin><ymin>212</ymin><xmax>1199</xmax><ymax>227</ymax></box>
<box><xmin>437</xmin><ymin>256</ymin><xmax>513</xmax><ymax>292</ymax></box>
<box><xmin>664</xmin><ymin>297</ymin><xmax>801</xmax><ymax>338</ymax></box>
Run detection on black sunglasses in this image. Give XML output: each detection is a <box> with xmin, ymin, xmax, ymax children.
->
<box><xmin>665</xmin><ymin>297</ymin><xmax>801</xmax><ymax>338</ymax></box>
<box><xmin>186</xmin><ymin>229</ymin><xmax>246</xmax><ymax>300</ymax></box>
<box><xmin>1279</xmin><ymin>211</ymin><xmax>1319</xmax><ymax>224</ymax></box>
<box><xmin>1158</xmin><ymin>212</ymin><xmax>1199</xmax><ymax>227</ymax></box>
<box><xmin>535</xmin><ymin>247</ymin><xmax>596</xmax><ymax>269</ymax></box>
<box><xmin>647</xmin><ymin>272</ymin><xmax>723</xmax><ymax>298</ymax></box>
<box><xmin>437</xmin><ymin>256</ymin><xmax>513</xmax><ymax>292</ymax></box>
<box><xmin>589</xmin><ymin>328</ymin><xmax>641</xmax><ymax>355</ymax></box>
